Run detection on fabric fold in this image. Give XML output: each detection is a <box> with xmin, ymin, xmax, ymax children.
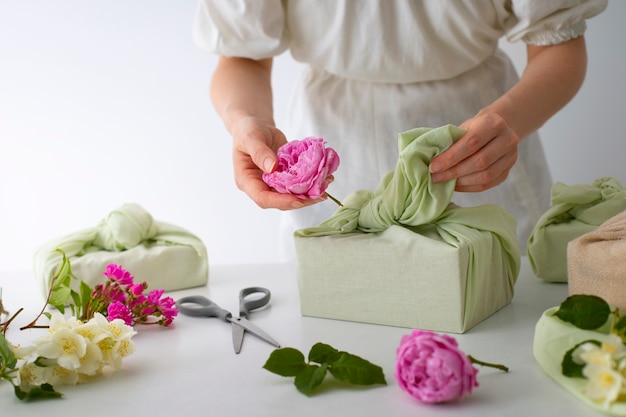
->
<box><xmin>527</xmin><ymin>177</ymin><xmax>626</xmax><ymax>282</ymax></box>
<box><xmin>568</xmin><ymin>210</ymin><xmax>626</xmax><ymax>310</ymax></box>
<box><xmin>33</xmin><ymin>203</ymin><xmax>208</xmax><ymax>298</ymax></box>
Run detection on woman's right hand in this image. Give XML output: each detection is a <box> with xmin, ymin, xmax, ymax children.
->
<box><xmin>230</xmin><ymin>116</ymin><xmax>326</xmax><ymax>209</ymax></box>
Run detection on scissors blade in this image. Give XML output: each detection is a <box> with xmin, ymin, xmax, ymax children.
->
<box><xmin>231</xmin><ymin>321</ymin><xmax>245</xmax><ymax>354</ymax></box>
<box><xmin>229</xmin><ymin>317</ymin><xmax>280</xmax><ymax>352</ymax></box>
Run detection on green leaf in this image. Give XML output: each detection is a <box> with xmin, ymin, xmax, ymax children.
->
<box><xmin>554</xmin><ymin>295</ymin><xmax>611</xmax><ymax>330</ymax></box>
<box><xmin>79</xmin><ymin>280</ymin><xmax>94</xmax><ymax>317</ymax></box>
<box><xmin>308</xmin><ymin>342</ymin><xmax>340</xmax><ymax>364</ymax></box>
<box><xmin>263</xmin><ymin>347</ymin><xmax>307</xmax><ymax>377</ymax></box>
<box><xmin>14</xmin><ymin>383</ymin><xmax>62</xmax><ymax>400</ymax></box>
<box><xmin>562</xmin><ymin>339</ymin><xmax>601</xmax><ymax>378</ymax></box>
<box><xmin>47</xmin><ymin>286</ymin><xmax>71</xmax><ymax>313</ymax></box>
<box><xmin>327</xmin><ymin>352</ymin><xmax>387</xmax><ymax>386</ymax></box>
<box><xmin>0</xmin><ymin>333</ymin><xmax>17</xmax><ymax>369</ymax></box>
<box><xmin>614</xmin><ymin>316</ymin><xmax>626</xmax><ymax>341</ymax></box>
<box><xmin>294</xmin><ymin>364</ymin><xmax>328</xmax><ymax>396</ymax></box>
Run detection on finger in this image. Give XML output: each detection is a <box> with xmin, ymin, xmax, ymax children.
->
<box><xmin>234</xmin><ymin>156</ymin><xmax>326</xmax><ymax>210</ymax></box>
<box><xmin>453</xmin><ymin>150</ymin><xmax>517</xmax><ymax>192</ymax></box>
<box><xmin>430</xmin><ymin>131</ymin><xmax>491</xmax><ymax>174</ymax></box>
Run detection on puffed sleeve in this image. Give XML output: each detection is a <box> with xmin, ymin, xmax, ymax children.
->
<box><xmin>503</xmin><ymin>0</ymin><xmax>608</xmax><ymax>45</ymax></box>
<box><xmin>192</xmin><ymin>0</ymin><xmax>289</xmax><ymax>59</ymax></box>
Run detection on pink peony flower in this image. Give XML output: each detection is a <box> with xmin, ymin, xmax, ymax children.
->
<box><xmin>395</xmin><ymin>330</ymin><xmax>479</xmax><ymax>404</ymax></box>
<box><xmin>262</xmin><ymin>137</ymin><xmax>340</xmax><ymax>199</ymax></box>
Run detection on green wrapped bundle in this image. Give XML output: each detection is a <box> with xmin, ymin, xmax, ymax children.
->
<box><xmin>294</xmin><ymin>125</ymin><xmax>520</xmax><ymax>333</ymax></box>
<box><xmin>33</xmin><ymin>203</ymin><xmax>208</xmax><ymax>299</ymax></box>
<box><xmin>527</xmin><ymin>177</ymin><xmax>626</xmax><ymax>282</ymax></box>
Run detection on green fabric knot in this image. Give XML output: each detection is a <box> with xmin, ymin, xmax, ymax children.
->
<box><xmin>527</xmin><ymin>176</ymin><xmax>626</xmax><ymax>282</ymax></box>
<box><xmin>94</xmin><ymin>203</ymin><xmax>159</xmax><ymax>251</ymax></box>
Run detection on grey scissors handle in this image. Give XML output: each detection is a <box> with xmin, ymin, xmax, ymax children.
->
<box><xmin>176</xmin><ymin>295</ymin><xmax>232</xmax><ymax>322</ymax></box>
<box><xmin>239</xmin><ymin>287</ymin><xmax>271</xmax><ymax>318</ymax></box>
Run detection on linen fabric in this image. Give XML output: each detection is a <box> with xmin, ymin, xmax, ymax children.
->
<box><xmin>533</xmin><ymin>307</ymin><xmax>625</xmax><ymax>416</ymax></box>
<box><xmin>294</xmin><ymin>125</ymin><xmax>520</xmax><ymax>332</ymax></box>
<box><xmin>527</xmin><ymin>177</ymin><xmax>626</xmax><ymax>282</ymax></box>
<box><xmin>567</xmin><ymin>210</ymin><xmax>626</xmax><ymax>310</ymax></box>
<box><xmin>193</xmin><ymin>0</ymin><xmax>607</xmax><ymax>255</ymax></box>
<box><xmin>33</xmin><ymin>203</ymin><xmax>209</xmax><ymax>299</ymax></box>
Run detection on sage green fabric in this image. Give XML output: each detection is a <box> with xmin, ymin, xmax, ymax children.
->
<box><xmin>527</xmin><ymin>177</ymin><xmax>626</xmax><ymax>282</ymax></box>
<box><xmin>33</xmin><ymin>203</ymin><xmax>208</xmax><ymax>298</ymax></box>
<box><xmin>534</xmin><ymin>307</ymin><xmax>626</xmax><ymax>416</ymax></box>
<box><xmin>294</xmin><ymin>125</ymin><xmax>521</xmax><ymax>331</ymax></box>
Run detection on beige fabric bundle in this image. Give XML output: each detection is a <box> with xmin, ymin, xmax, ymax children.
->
<box><xmin>568</xmin><ymin>210</ymin><xmax>626</xmax><ymax>310</ymax></box>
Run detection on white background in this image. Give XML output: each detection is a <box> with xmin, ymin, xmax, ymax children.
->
<box><xmin>1</xmin><ymin>0</ymin><xmax>624</xmax><ymax>272</ymax></box>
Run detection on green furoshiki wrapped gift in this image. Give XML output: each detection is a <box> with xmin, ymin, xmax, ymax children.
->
<box><xmin>527</xmin><ymin>177</ymin><xmax>626</xmax><ymax>283</ymax></box>
<box><xmin>294</xmin><ymin>125</ymin><xmax>520</xmax><ymax>333</ymax></box>
<box><xmin>534</xmin><ymin>307</ymin><xmax>626</xmax><ymax>416</ymax></box>
<box><xmin>33</xmin><ymin>203</ymin><xmax>208</xmax><ymax>300</ymax></box>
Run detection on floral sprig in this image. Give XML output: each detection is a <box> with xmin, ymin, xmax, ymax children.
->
<box><xmin>395</xmin><ymin>330</ymin><xmax>509</xmax><ymax>404</ymax></box>
<box><xmin>263</xmin><ymin>342</ymin><xmax>386</xmax><ymax>395</ymax></box>
<box><xmin>555</xmin><ymin>294</ymin><xmax>626</xmax><ymax>408</ymax></box>
<box><xmin>0</xmin><ymin>249</ymin><xmax>177</xmax><ymax>400</ymax></box>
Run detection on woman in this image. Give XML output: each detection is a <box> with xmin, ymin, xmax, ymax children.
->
<box><xmin>194</xmin><ymin>1</ymin><xmax>607</xmax><ymax>254</ymax></box>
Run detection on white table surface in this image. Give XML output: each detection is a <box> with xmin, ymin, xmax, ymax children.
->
<box><xmin>0</xmin><ymin>258</ymin><xmax>606</xmax><ymax>416</ymax></box>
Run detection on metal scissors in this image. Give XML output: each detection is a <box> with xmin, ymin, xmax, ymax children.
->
<box><xmin>176</xmin><ymin>287</ymin><xmax>280</xmax><ymax>354</ymax></box>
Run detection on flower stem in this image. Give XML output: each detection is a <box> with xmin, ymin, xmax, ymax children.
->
<box><xmin>326</xmin><ymin>192</ymin><xmax>343</xmax><ymax>207</ymax></box>
<box><xmin>467</xmin><ymin>355</ymin><xmax>509</xmax><ymax>372</ymax></box>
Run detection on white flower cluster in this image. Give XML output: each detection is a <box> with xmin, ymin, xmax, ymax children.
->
<box><xmin>574</xmin><ymin>334</ymin><xmax>626</xmax><ymax>408</ymax></box>
<box><xmin>12</xmin><ymin>312</ymin><xmax>136</xmax><ymax>388</ymax></box>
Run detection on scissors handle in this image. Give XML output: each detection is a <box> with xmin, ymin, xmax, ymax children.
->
<box><xmin>239</xmin><ymin>287</ymin><xmax>271</xmax><ymax>317</ymax></box>
<box><xmin>176</xmin><ymin>295</ymin><xmax>232</xmax><ymax>322</ymax></box>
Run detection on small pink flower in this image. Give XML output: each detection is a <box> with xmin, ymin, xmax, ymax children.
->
<box><xmin>395</xmin><ymin>330</ymin><xmax>479</xmax><ymax>404</ymax></box>
<box><xmin>130</xmin><ymin>283</ymin><xmax>145</xmax><ymax>296</ymax></box>
<box><xmin>107</xmin><ymin>301</ymin><xmax>133</xmax><ymax>326</ymax></box>
<box><xmin>103</xmin><ymin>264</ymin><xmax>134</xmax><ymax>286</ymax></box>
<box><xmin>262</xmin><ymin>137</ymin><xmax>340</xmax><ymax>199</ymax></box>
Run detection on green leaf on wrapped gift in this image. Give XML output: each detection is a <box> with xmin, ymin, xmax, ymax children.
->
<box><xmin>294</xmin><ymin>363</ymin><xmax>328</xmax><ymax>395</ymax></box>
<box><xmin>327</xmin><ymin>352</ymin><xmax>387</xmax><ymax>386</ymax></box>
<box><xmin>554</xmin><ymin>295</ymin><xmax>611</xmax><ymax>330</ymax></box>
<box><xmin>562</xmin><ymin>339</ymin><xmax>601</xmax><ymax>378</ymax></box>
<box><xmin>263</xmin><ymin>347</ymin><xmax>307</xmax><ymax>377</ymax></box>
<box><xmin>613</xmin><ymin>315</ymin><xmax>626</xmax><ymax>341</ymax></box>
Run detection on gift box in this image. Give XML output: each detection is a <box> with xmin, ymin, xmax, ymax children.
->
<box><xmin>34</xmin><ymin>203</ymin><xmax>208</xmax><ymax>300</ymax></box>
<box><xmin>527</xmin><ymin>177</ymin><xmax>626</xmax><ymax>282</ymax></box>
<box><xmin>294</xmin><ymin>126</ymin><xmax>520</xmax><ymax>333</ymax></box>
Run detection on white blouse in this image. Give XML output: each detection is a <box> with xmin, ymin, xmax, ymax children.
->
<box><xmin>193</xmin><ymin>0</ymin><xmax>607</xmax><ymax>83</ymax></box>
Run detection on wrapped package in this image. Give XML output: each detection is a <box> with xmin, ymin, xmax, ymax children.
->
<box><xmin>294</xmin><ymin>125</ymin><xmax>520</xmax><ymax>333</ymax></box>
<box><xmin>533</xmin><ymin>307</ymin><xmax>624</xmax><ymax>416</ymax></box>
<box><xmin>33</xmin><ymin>203</ymin><xmax>208</xmax><ymax>299</ymax></box>
<box><xmin>527</xmin><ymin>177</ymin><xmax>626</xmax><ymax>282</ymax></box>
<box><xmin>567</xmin><ymin>210</ymin><xmax>626</xmax><ymax>310</ymax></box>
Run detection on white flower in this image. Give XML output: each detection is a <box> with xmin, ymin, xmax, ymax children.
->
<box><xmin>583</xmin><ymin>364</ymin><xmax>623</xmax><ymax>407</ymax></box>
<box><xmin>36</xmin><ymin>327</ymin><xmax>87</xmax><ymax>370</ymax></box>
<box><xmin>576</xmin><ymin>343</ymin><xmax>613</xmax><ymax>368</ymax></box>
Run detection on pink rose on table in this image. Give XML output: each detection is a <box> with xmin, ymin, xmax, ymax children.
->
<box><xmin>262</xmin><ymin>137</ymin><xmax>340</xmax><ymax>199</ymax></box>
<box><xmin>395</xmin><ymin>329</ymin><xmax>479</xmax><ymax>403</ymax></box>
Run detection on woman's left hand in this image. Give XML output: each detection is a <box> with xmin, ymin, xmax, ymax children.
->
<box><xmin>429</xmin><ymin>112</ymin><xmax>520</xmax><ymax>192</ymax></box>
